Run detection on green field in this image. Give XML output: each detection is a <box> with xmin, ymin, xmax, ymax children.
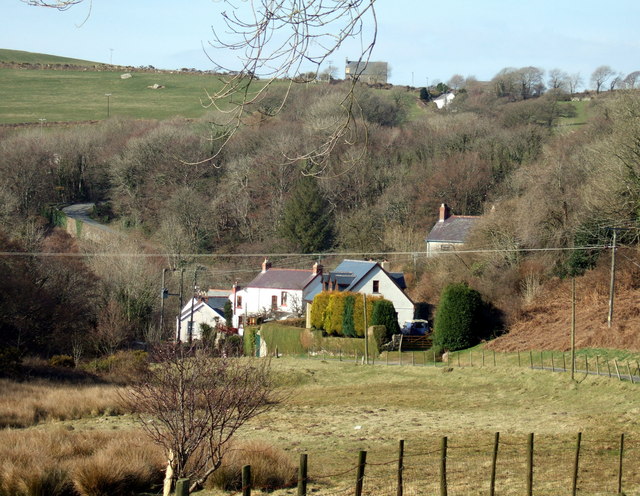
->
<box><xmin>0</xmin><ymin>67</ymin><xmax>228</xmax><ymax>123</ymax></box>
<box><xmin>0</xmin><ymin>48</ymin><xmax>99</xmax><ymax>66</ymax></box>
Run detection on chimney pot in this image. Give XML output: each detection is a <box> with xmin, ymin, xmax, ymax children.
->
<box><xmin>439</xmin><ymin>203</ymin><xmax>451</xmax><ymax>222</ymax></box>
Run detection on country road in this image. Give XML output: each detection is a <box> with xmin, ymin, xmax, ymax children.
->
<box><xmin>61</xmin><ymin>203</ymin><xmax>121</xmax><ymax>236</ymax></box>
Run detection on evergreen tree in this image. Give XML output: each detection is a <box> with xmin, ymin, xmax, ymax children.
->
<box><xmin>433</xmin><ymin>283</ymin><xmax>481</xmax><ymax>351</ymax></box>
<box><xmin>280</xmin><ymin>176</ymin><xmax>334</xmax><ymax>253</ymax></box>
<box><xmin>342</xmin><ymin>294</ymin><xmax>356</xmax><ymax>337</ymax></box>
<box><xmin>224</xmin><ymin>300</ymin><xmax>233</xmax><ymax>327</ymax></box>
<box><xmin>371</xmin><ymin>299</ymin><xmax>399</xmax><ymax>344</ymax></box>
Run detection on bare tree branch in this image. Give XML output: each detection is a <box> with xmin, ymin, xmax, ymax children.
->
<box><xmin>123</xmin><ymin>343</ymin><xmax>278</xmax><ymax>493</ymax></box>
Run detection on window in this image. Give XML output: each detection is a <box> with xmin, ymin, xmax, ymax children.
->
<box><xmin>271</xmin><ymin>295</ymin><xmax>278</xmax><ymax>311</ymax></box>
<box><xmin>236</xmin><ymin>296</ymin><xmax>242</xmax><ymax>308</ymax></box>
<box><xmin>373</xmin><ymin>280</ymin><xmax>380</xmax><ymax>293</ymax></box>
<box><xmin>281</xmin><ymin>291</ymin><xmax>287</xmax><ymax>306</ymax></box>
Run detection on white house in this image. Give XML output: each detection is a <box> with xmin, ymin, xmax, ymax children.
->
<box><xmin>434</xmin><ymin>92</ymin><xmax>455</xmax><ymax>109</ymax></box>
<box><xmin>230</xmin><ymin>260</ymin><xmax>322</xmax><ymax>328</ymax></box>
<box><xmin>304</xmin><ymin>259</ymin><xmax>415</xmax><ymax>327</ymax></box>
<box><xmin>425</xmin><ymin>203</ymin><xmax>480</xmax><ymax>256</ymax></box>
<box><xmin>176</xmin><ymin>290</ymin><xmax>230</xmax><ymax>342</ymax></box>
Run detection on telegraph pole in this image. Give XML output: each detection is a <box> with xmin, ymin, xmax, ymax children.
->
<box><xmin>608</xmin><ymin>229</ymin><xmax>617</xmax><ymax>328</ymax></box>
<box><xmin>176</xmin><ymin>268</ymin><xmax>184</xmax><ymax>343</ymax></box>
<box><xmin>571</xmin><ymin>277</ymin><xmax>576</xmax><ymax>381</ymax></box>
<box><xmin>188</xmin><ymin>268</ymin><xmax>200</xmax><ymax>345</ymax></box>
<box><xmin>159</xmin><ymin>268</ymin><xmax>167</xmax><ymax>339</ymax></box>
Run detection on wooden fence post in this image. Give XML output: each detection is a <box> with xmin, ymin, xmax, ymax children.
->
<box><xmin>440</xmin><ymin>436</ymin><xmax>448</xmax><ymax>496</ymax></box>
<box><xmin>585</xmin><ymin>356</ymin><xmax>589</xmax><ymax>376</ymax></box>
<box><xmin>563</xmin><ymin>352</ymin><xmax>566</xmax><ymax>372</ymax></box>
<box><xmin>607</xmin><ymin>359</ymin><xmax>612</xmax><ymax>378</ymax></box>
<box><xmin>618</xmin><ymin>433</ymin><xmax>625</xmax><ymax>496</ymax></box>
<box><xmin>526</xmin><ymin>433</ymin><xmax>534</xmax><ymax>496</ymax></box>
<box><xmin>242</xmin><ymin>465</ymin><xmax>251</xmax><ymax>496</ymax></box>
<box><xmin>614</xmin><ymin>359</ymin><xmax>622</xmax><ymax>381</ymax></box>
<box><xmin>457</xmin><ymin>353</ymin><xmax>460</xmax><ymax>367</ymax></box>
<box><xmin>627</xmin><ymin>363</ymin><xmax>634</xmax><ymax>384</ymax></box>
<box><xmin>529</xmin><ymin>351</ymin><xmax>533</xmax><ymax>369</ymax></box>
<box><xmin>355</xmin><ymin>450</ymin><xmax>367</xmax><ymax>496</ymax></box>
<box><xmin>297</xmin><ymin>454</ymin><xmax>308</xmax><ymax>496</ymax></box>
<box><xmin>397</xmin><ymin>440</ymin><xmax>404</xmax><ymax>496</ymax></box>
<box><xmin>175</xmin><ymin>478</ymin><xmax>189</xmax><ymax>496</ymax></box>
<box><xmin>518</xmin><ymin>350</ymin><xmax>521</xmax><ymax>367</ymax></box>
<box><xmin>551</xmin><ymin>353</ymin><xmax>555</xmax><ymax>372</ymax></box>
<box><xmin>572</xmin><ymin>432</ymin><xmax>582</xmax><ymax>496</ymax></box>
<box><xmin>470</xmin><ymin>351</ymin><xmax>473</xmax><ymax>367</ymax></box>
<box><xmin>482</xmin><ymin>349</ymin><xmax>485</xmax><ymax>367</ymax></box>
<box><xmin>493</xmin><ymin>350</ymin><xmax>496</xmax><ymax>367</ymax></box>
<box><xmin>540</xmin><ymin>351</ymin><xmax>544</xmax><ymax>370</ymax></box>
<box><xmin>412</xmin><ymin>352</ymin><xmax>415</xmax><ymax>366</ymax></box>
<box><xmin>596</xmin><ymin>355</ymin><xmax>600</xmax><ymax>376</ymax></box>
<box><xmin>489</xmin><ymin>432</ymin><xmax>500</xmax><ymax>496</ymax></box>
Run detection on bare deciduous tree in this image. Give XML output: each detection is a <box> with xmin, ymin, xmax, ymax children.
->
<box><xmin>591</xmin><ymin>65</ymin><xmax>614</xmax><ymax>93</ymax></box>
<box><xmin>124</xmin><ymin>344</ymin><xmax>277</xmax><ymax>494</ymax></box>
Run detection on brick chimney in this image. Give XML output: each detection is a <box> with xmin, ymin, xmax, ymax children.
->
<box><xmin>439</xmin><ymin>203</ymin><xmax>451</xmax><ymax>222</ymax></box>
<box><xmin>313</xmin><ymin>262</ymin><xmax>323</xmax><ymax>276</ymax></box>
<box><xmin>261</xmin><ymin>258</ymin><xmax>272</xmax><ymax>273</ymax></box>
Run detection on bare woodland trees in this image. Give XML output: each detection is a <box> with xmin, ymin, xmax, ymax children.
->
<box><xmin>125</xmin><ymin>344</ymin><xmax>277</xmax><ymax>494</ymax></box>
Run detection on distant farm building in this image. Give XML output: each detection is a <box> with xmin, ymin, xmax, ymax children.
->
<box><xmin>345</xmin><ymin>59</ymin><xmax>388</xmax><ymax>84</ymax></box>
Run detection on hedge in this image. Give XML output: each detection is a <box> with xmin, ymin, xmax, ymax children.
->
<box><xmin>310</xmin><ymin>292</ymin><xmax>331</xmax><ymax>330</ymax></box>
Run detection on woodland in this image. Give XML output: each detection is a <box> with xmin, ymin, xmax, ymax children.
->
<box><xmin>2</xmin><ymin>68</ymin><xmax>640</xmax><ymax>359</ymax></box>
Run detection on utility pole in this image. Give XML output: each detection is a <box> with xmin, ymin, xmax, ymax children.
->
<box><xmin>159</xmin><ymin>268</ymin><xmax>167</xmax><ymax>339</ymax></box>
<box><xmin>608</xmin><ymin>229</ymin><xmax>617</xmax><ymax>328</ymax></box>
<box><xmin>188</xmin><ymin>267</ymin><xmax>201</xmax><ymax>345</ymax></box>
<box><xmin>363</xmin><ymin>293</ymin><xmax>368</xmax><ymax>365</ymax></box>
<box><xmin>176</xmin><ymin>268</ymin><xmax>184</xmax><ymax>343</ymax></box>
<box><xmin>571</xmin><ymin>277</ymin><xmax>576</xmax><ymax>381</ymax></box>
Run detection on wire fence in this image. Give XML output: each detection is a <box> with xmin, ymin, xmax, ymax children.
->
<box><xmin>174</xmin><ymin>433</ymin><xmax>639</xmax><ymax>496</ymax></box>
<box><xmin>303</xmin><ymin>346</ymin><xmax>640</xmax><ymax>384</ymax></box>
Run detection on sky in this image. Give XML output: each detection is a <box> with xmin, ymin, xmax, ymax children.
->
<box><xmin>2</xmin><ymin>0</ymin><xmax>640</xmax><ymax>89</ymax></box>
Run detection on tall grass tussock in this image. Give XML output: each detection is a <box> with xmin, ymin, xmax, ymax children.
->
<box><xmin>206</xmin><ymin>440</ymin><xmax>296</xmax><ymax>491</ymax></box>
<box><xmin>0</xmin><ymin>429</ymin><xmax>163</xmax><ymax>496</ymax></box>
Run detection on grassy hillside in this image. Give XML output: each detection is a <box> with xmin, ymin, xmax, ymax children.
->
<box><xmin>0</xmin><ymin>48</ymin><xmax>99</xmax><ymax>66</ymax></box>
<box><xmin>4</xmin><ymin>357</ymin><xmax>640</xmax><ymax>495</ymax></box>
<box><xmin>0</xmin><ymin>67</ymin><xmax>228</xmax><ymax>123</ymax></box>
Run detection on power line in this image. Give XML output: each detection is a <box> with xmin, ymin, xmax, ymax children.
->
<box><xmin>0</xmin><ymin>245</ymin><xmax>612</xmax><ymax>258</ymax></box>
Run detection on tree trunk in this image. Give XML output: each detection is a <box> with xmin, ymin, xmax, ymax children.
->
<box><xmin>163</xmin><ymin>450</ymin><xmax>175</xmax><ymax>496</ymax></box>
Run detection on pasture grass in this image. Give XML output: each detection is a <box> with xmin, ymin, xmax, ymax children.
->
<box><xmin>0</xmin><ymin>68</ymin><xmax>225</xmax><ymax>123</ymax></box>
<box><xmin>0</xmin><ymin>378</ymin><xmax>124</xmax><ymax>428</ymax></box>
<box><xmin>3</xmin><ymin>355</ymin><xmax>640</xmax><ymax>494</ymax></box>
<box><xmin>0</xmin><ymin>48</ymin><xmax>98</xmax><ymax>66</ymax></box>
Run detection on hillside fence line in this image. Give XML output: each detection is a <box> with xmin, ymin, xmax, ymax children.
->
<box><xmin>301</xmin><ymin>346</ymin><xmax>640</xmax><ymax>383</ymax></box>
<box><xmin>172</xmin><ymin>433</ymin><xmax>638</xmax><ymax>496</ymax></box>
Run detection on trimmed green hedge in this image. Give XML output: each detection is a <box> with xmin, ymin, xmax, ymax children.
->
<box><xmin>311</xmin><ymin>291</ymin><xmax>383</xmax><ymax>337</ymax></box>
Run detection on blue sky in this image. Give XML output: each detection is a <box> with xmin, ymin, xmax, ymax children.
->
<box><xmin>2</xmin><ymin>0</ymin><xmax>639</xmax><ymax>89</ymax></box>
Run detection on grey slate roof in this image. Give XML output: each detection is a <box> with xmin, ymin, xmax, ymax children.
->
<box><xmin>247</xmin><ymin>269</ymin><xmax>317</xmax><ymax>290</ymax></box>
<box><xmin>204</xmin><ymin>296</ymin><xmax>229</xmax><ymax>313</ymax></box>
<box><xmin>426</xmin><ymin>216</ymin><xmax>480</xmax><ymax>243</ymax></box>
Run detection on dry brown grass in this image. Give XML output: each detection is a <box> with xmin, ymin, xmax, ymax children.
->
<box><xmin>0</xmin><ymin>379</ymin><xmax>124</xmax><ymax>428</ymax></box>
<box><xmin>0</xmin><ymin>428</ymin><xmax>163</xmax><ymax>496</ymax></box>
<box><xmin>206</xmin><ymin>440</ymin><xmax>297</xmax><ymax>491</ymax></box>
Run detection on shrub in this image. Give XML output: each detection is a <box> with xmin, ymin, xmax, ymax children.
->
<box><xmin>310</xmin><ymin>292</ymin><xmax>331</xmax><ymax>330</ymax></box>
<box><xmin>342</xmin><ymin>294</ymin><xmax>356</xmax><ymax>337</ymax></box>
<box><xmin>353</xmin><ymin>295</ymin><xmax>380</xmax><ymax>337</ymax></box>
<box><xmin>243</xmin><ymin>327</ymin><xmax>258</xmax><ymax>357</ymax></box>
<box><xmin>433</xmin><ymin>283</ymin><xmax>482</xmax><ymax>351</ymax></box>
<box><xmin>82</xmin><ymin>350</ymin><xmax>148</xmax><ymax>384</ymax></box>
<box><xmin>49</xmin><ymin>355</ymin><xmax>75</xmax><ymax>368</ymax></box>
<box><xmin>206</xmin><ymin>440</ymin><xmax>296</xmax><ymax>491</ymax></box>
<box><xmin>0</xmin><ymin>347</ymin><xmax>21</xmax><ymax>376</ymax></box>
<box><xmin>278</xmin><ymin>317</ymin><xmax>306</xmax><ymax>327</ymax></box>
<box><xmin>324</xmin><ymin>293</ymin><xmax>349</xmax><ymax>335</ymax></box>
<box><xmin>370</xmin><ymin>325</ymin><xmax>387</xmax><ymax>355</ymax></box>
<box><xmin>371</xmin><ymin>299</ymin><xmax>400</xmax><ymax>344</ymax></box>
